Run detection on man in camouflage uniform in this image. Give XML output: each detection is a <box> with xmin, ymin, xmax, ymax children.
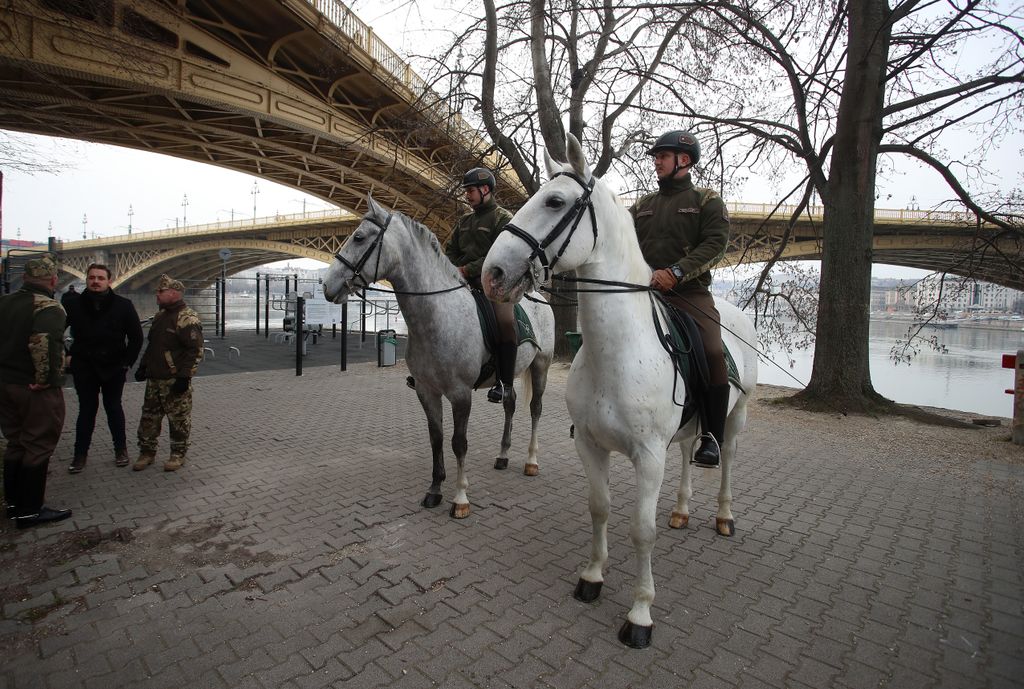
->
<box><xmin>445</xmin><ymin>167</ymin><xmax>517</xmax><ymax>403</ymax></box>
<box><xmin>133</xmin><ymin>274</ymin><xmax>203</xmax><ymax>472</ymax></box>
<box><xmin>0</xmin><ymin>255</ymin><xmax>73</xmax><ymax>528</ymax></box>
<box><xmin>630</xmin><ymin>130</ymin><xmax>731</xmax><ymax>468</ymax></box>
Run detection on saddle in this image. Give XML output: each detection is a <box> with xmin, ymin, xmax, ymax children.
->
<box><xmin>653</xmin><ymin>297</ymin><xmax>743</xmax><ymax>430</ymax></box>
<box><xmin>470</xmin><ymin>289</ymin><xmax>539</xmax><ymax>390</ymax></box>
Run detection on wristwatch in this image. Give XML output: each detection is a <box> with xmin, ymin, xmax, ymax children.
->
<box><xmin>669</xmin><ymin>265</ymin><xmax>685</xmax><ymax>281</ymax></box>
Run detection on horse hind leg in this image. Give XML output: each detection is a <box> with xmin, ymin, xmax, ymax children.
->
<box><xmin>669</xmin><ymin>439</ymin><xmax>693</xmax><ymax>529</ymax></box>
<box><xmin>449</xmin><ymin>394</ymin><xmax>472</xmax><ymax>519</ymax></box>
<box><xmin>417</xmin><ymin>391</ymin><xmax>445</xmax><ymax>509</ymax></box>
<box><xmin>715</xmin><ymin>401</ymin><xmax>746</xmax><ymax>537</ymax></box>
<box><xmin>573</xmin><ymin>434</ymin><xmax>610</xmax><ymax>604</ymax></box>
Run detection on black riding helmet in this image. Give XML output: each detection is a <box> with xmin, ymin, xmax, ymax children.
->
<box><xmin>461</xmin><ymin>167</ymin><xmax>496</xmax><ymax>191</ymax></box>
<box><xmin>646</xmin><ymin>130</ymin><xmax>701</xmax><ymax>166</ymax></box>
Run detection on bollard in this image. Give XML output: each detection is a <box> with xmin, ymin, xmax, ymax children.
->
<box><xmin>1005</xmin><ymin>350</ymin><xmax>1023</xmax><ymax>445</ymax></box>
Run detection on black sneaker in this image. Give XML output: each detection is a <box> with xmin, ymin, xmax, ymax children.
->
<box><xmin>14</xmin><ymin>506</ymin><xmax>73</xmax><ymax>529</ymax></box>
<box><xmin>68</xmin><ymin>455</ymin><xmax>87</xmax><ymax>474</ymax></box>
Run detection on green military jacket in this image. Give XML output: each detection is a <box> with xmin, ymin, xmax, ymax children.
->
<box><xmin>630</xmin><ymin>175</ymin><xmax>730</xmax><ymax>289</ymax></box>
<box><xmin>0</xmin><ymin>283</ymin><xmax>66</xmax><ymax>387</ymax></box>
<box><xmin>444</xmin><ymin>197</ymin><xmax>513</xmax><ymax>279</ymax></box>
<box><xmin>141</xmin><ymin>300</ymin><xmax>204</xmax><ymax>380</ymax></box>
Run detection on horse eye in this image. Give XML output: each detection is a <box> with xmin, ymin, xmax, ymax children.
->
<box><xmin>545</xmin><ymin>196</ymin><xmax>565</xmax><ymax>209</ymax></box>
<box><xmin>353</xmin><ymin>231</ymin><xmax>365</xmax><ymax>243</ymax></box>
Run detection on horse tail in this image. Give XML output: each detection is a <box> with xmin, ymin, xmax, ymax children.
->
<box><xmin>520</xmin><ymin>362</ymin><xmax>534</xmax><ymax>408</ymax></box>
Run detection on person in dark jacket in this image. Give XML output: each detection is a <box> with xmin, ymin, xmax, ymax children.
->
<box><xmin>444</xmin><ymin>167</ymin><xmax>517</xmax><ymax>402</ymax></box>
<box><xmin>133</xmin><ymin>274</ymin><xmax>203</xmax><ymax>473</ymax></box>
<box><xmin>66</xmin><ymin>264</ymin><xmax>144</xmax><ymax>472</ymax></box>
<box><xmin>61</xmin><ymin>284</ymin><xmax>79</xmax><ymax>311</ymax></box>
<box><xmin>630</xmin><ymin>129</ymin><xmax>731</xmax><ymax>468</ymax></box>
<box><xmin>0</xmin><ymin>255</ymin><xmax>72</xmax><ymax>528</ymax></box>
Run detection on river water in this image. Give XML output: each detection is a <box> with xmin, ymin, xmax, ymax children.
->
<box><xmin>218</xmin><ymin>297</ymin><xmax>1021</xmax><ymax>418</ymax></box>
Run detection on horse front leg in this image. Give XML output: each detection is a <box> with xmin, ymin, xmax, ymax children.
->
<box><xmin>449</xmin><ymin>393</ymin><xmax>472</xmax><ymax>519</ymax></box>
<box><xmin>573</xmin><ymin>432</ymin><xmax>610</xmax><ymax>604</ymax></box>
<box><xmin>619</xmin><ymin>448</ymin><xmax>666</xmax><ymax>650</ymax></box>
<box><xmin>417</xmin><ymin>390</ymin><xmax>445</xmax><ymax>509</ymax></box>
<box><xmin>523</xmin><ymin>356</ymin><xmax>549</xmax><ymax>477</ymax></box>
<box><xmin>493</xmin><ymin>384</ymin><xmax>515</xmax><ymax>471</ymax></box>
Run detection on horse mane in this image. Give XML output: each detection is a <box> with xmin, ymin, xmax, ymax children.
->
<box><xmin>391</xmin><ymin>210</ymin><xmax>462</xmax><ymax>279</ymax></box>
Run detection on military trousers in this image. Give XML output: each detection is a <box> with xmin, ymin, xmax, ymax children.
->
<box><xmin>137</xmin><ymin>379</ymin><xmax>192</xmax><ymax>457</ymax></box>
<box><xmin>0</xmin><ymin>384</ymin><xmax>65</xmax><ymax>512</ymax></box>
<box><xmin>663</xmin><ymin>284</ymin><xmax>728</xmax><ymax>386</ymax></box>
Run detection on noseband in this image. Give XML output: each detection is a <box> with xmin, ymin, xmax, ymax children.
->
<box><xmin>501</xmin><ymin>171</ymin><xmax>597</xmax><ymax>283</ymax></box>
<box><xmin>334</xmin><ymin>211</ymin><xmax>392</xmax><ymax>289</ymax></box>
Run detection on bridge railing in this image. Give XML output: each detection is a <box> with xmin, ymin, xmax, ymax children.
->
<box><xmin>301</xmin><ymin>0</ymin><xmax>502</xmax><ymax>173</ymax></box>
<box><xmin>725</xmin><ymin>202</ymin><xmax>987</xmax><ymax>226</ymax></box>
<box><xmin>60</xmin><ymin>208</ymin><xmax>360</xmax><ymax>247</ymax></box>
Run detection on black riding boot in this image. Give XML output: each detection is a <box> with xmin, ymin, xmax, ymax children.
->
<box><xmin>488</xmin><ymin>341</ymin><xmax>518</xmax><ymax>403</ymax></box>
<box><xmin>693</xmin><ymin>384</ymin><xmax>731</xmax><ymax>468</ymax></box>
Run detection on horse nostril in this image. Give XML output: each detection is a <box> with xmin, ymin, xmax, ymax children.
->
<box><xmin>490</xmin><ymin>267</ymin><xmax>504</xmax><ymax>282</ymax></box>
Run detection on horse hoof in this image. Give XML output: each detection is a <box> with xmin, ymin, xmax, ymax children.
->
<box><xmin>450</xmin><ymin>502</ymin><xmax>470</xmax><ymax>519</ymax></box>
<box><xmin>668</xmin><ymin>512</ymin><xmax>689</xmax><ymax>529</ymax></box>
<box><xmin>421</xmin><ymin>493</ymin><xmax>443</xmax><ymax>509</ymax></box>
<box><xmin>716</xmin><ymin>518</ymin><xmax>735</xmax><ymax>537</ymax></box>
<box><xmin>523</xmin><ymin>464</ymin><xmax>539</xmax><ymax>477</ymax></box>
<box><xmin>617</xmin><ymin>621</ymin><xmax>653</xmax><ymax>649</ymax></box>
<box><xmin>573</xmin><ymin>578</ymin><xmax>602</xmax><ymax>602</ymax></box>
<box><xmin>494</xmin><ymin>457</ymin><xmax>509</xmax><ymax>470</ymax></box>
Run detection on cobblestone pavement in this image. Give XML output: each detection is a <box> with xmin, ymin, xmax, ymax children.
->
<box><xmin>2</xmin><ymin>362</ymin><xmax>1022</xmax><ymax>689</ymax></box>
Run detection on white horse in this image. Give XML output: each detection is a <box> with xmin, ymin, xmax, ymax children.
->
<box><xmin>481</xmin><ymin>135</ymin><xmax>758</xmax><ymax>648</ymax></box>
<box><xmin>322</xmin><ymin>196</ymin><xmax>555</xmax><ymax>519</ymax></box>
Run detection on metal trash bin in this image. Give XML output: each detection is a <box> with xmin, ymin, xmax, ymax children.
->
<box><xmin>377</xmin><ymin>329</ymin><xmax>397</xmax><ymax>367</ymax></box>
<box><xmin>565</xmin><ymin>331</ymin><xmax>583</xmax><ymax>357</ymax></box>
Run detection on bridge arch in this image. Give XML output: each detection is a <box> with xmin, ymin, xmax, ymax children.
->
<box><xmin>114</xmin><ymin>239</ymin><xmax>334</xmax><ymax>291</ymax></box>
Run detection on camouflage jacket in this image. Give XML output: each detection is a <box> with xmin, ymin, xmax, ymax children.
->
<box><xmin>444</xmin><ymin>197</ymin><xmax>514</xmax><ymax>279</ymax></box>
<box><xmin>0</xmin><ymin>283</ymin><xmax>67</xmax><ymax>387</ymax></box>
<box><xmin>140</xmin><ymin>300</ymin><xmax>204</xmax><ymax>380</ymax></box>
<box><xmin>629</xmin><ymin>175</ymin><xmax>730</xmax><ymax>290</ymax></box>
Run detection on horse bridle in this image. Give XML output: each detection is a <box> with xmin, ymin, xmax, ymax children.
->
<box><xmin>501</xmin><ymin>171</ymin><xmax>597</xmax><ymax>284</ymax></box>
<box><xmin>334</xmin><ymin>211</ymin><xmax>392</xmax><ymax>290</ymax></box>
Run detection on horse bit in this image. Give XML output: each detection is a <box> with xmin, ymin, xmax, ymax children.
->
<box><xmin>502</xmin><ymin>171</ymin><xmax>598</xmax><ymax>285</ymax></box>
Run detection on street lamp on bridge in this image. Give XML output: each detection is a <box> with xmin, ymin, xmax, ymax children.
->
<box><xmin>182</xmin><ymin>193</ymin><xmax>189</xmax><ymax>229</ymax></box>
<box><xmin>251</xmin><ymin>180</ymin><xmax>259</xmax><ymax>224</ymax></box>
<box><xmin>128</xmin><ymin>204</ymin><xmax>134</xmax><ymax>235</ymax></box>
<box><xmin>81</xmin><ymin>213</ymin><xmax>87</xmax><ymax>240</ymax></box>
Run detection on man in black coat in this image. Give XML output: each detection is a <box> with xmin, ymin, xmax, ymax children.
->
<box><xmin>66</xmin><ymin>264</ymin><xmax>144</xmax><ymax>472</ymax></box>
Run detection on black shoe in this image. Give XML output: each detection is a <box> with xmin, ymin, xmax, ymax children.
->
<box><xmin>692</xmin><ymin>436</ymin><xmax>720</xmax><ymax>468</ymax></box>
<box><xmin>68</xmin><ymin>455</ymin><xmax>87</xmax><ymax>474</ymax></box>
<box><xmin>114</xmin><ymin>449</ymin><xmax>130</xmax><ymax>467</ymax></box>
<box><xmin>14</xmin><ymin>506</ymin><xmax>72</xmax><ymax>529</ymax></box>
<box><xmin>406</xmin><ymin>376</ymin><xmax>416</xmax><ymax>390</ymax></box>
<box><xmin>487</xmin><ymin>382</ymin><xmax>505</xmax><ymax>403</ymax></box>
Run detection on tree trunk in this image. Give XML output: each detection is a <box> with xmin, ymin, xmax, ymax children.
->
<box><xmin>798</xmin><ymin>0</ymin><xmax>893</xmax><ymax>413</ymax></box>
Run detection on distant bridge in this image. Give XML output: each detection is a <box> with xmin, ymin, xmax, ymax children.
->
<box><xmin>25</xmin><ymin>201</ymin><xmax>1022</xmax><ymax>292</ymax></box>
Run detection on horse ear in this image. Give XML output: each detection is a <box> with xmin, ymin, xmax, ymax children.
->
<box><xmin>365</xmin><ymin>194</ymin><xmax>386</xmax><ymax>219</ymax></box>
<box><xmin>566</xmin><ymin>134</ymin><xmax>592</xmax><ymax>180</ymax></box>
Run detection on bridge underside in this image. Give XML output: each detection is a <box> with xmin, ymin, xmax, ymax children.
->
<box><xmin>0</xmin><ymin>0</ymin><xmax>516</xmax><ymax>232</ymax></box>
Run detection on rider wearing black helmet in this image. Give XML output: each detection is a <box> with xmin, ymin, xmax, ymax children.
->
<box><xmin>445</xmin><ymin>167</ymin><xmax>517</xmax><ymax>403</ymax></box>
<box><xmin>630</xmin><ymin>129</ymin><xmax>731</xmax><ymax>468</ymax></box>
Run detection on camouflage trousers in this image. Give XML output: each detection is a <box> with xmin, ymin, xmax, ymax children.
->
<box><xmin>137</xmin><ymin>379</ymin><xmax>192</xmax><ymax>456</ymax></box>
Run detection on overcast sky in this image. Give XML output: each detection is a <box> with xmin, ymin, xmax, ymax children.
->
<box><xmin>1</xmin><ymin>0</ymin><xmax>1020</xmax><ymax>281</ymax></box>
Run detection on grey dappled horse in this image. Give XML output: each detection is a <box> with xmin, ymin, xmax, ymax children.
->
<box><xmin>482</xmin><ymin>135</ymin><xmax>758</xmax><ymax>648</ymax></box>
<box><xmin>322</xmin><ymin>197</ymin><xmax>555</xmax><ymax>519</ymax></box>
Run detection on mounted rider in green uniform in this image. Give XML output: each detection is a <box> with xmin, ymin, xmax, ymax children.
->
<box><xmin>630</xmin><ymin>130</ymin><xmax>731</xmax><ymax>468</ymax></box>
<box><xmin>445</xmin><ymin>168</ymin><xmax>517</xmax><ymax>403</ymax></box>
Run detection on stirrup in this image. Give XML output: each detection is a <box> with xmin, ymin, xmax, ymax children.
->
<box><xmin>690</xmin><ymin>433</ymin><xmax>721</xmax><ymax>468</ymax></box>
<box><xmin>406</xmin><ymin>376</ymin><xmax>416</xmax><ymax>390</ymax></box>
<box><xmin>487</xmin><ymin>382</ymin><xmax>505</xmax><ymax>403</ymax></box>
